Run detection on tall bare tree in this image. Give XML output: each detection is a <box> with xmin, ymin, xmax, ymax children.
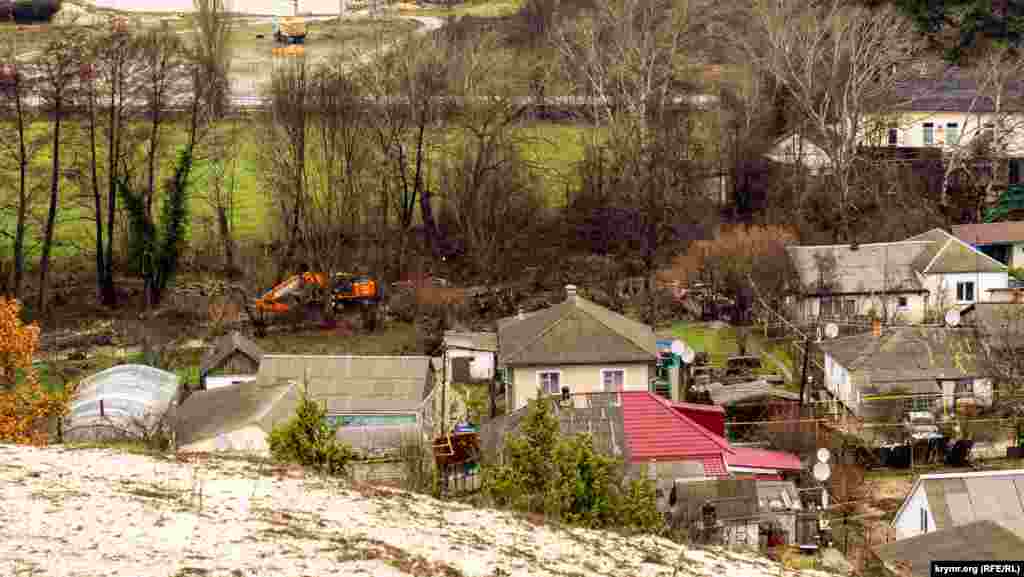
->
<box><xmin>0</xmin><ymin>28</ymin><xmax>41</xmax><ymax>300</ymax></box>
<box><xmin>361</xmin><ymin>32</ymin><xmax>450</xmax><ymax>276</ymax></box>
<box><xmin>746</xmin><ymin>0</ymin><xmax>919</xmax><ymax>242</ymax></box>
<box><xmin>93</xmin><ymin>17</ymin><xmax>143</xmax><ymax>306</ymax></box>
<box><xmin>138</xmin><ymin>26</ymin><xmax>188</xmax><ymax>217</ymax></box>
<box><xmin>557</xmin><ymin>0</ymin><xmax>714</xmax><ymax>325</ymax></box>
<box><xmin>35</xmin><ymin>24</ymin><xmax>88</xmax><ymax>315</ymax></box>
<box><xmin>192</xmin><ymin>0</ymin><xmax>236</xmax><ymax>274</ymax></box>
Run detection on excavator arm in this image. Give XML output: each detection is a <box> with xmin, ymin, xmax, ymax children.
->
<box><xmin>254</xmin><ymin>272</ymin><xmax>327</xmax><ymax>313</ymax></box>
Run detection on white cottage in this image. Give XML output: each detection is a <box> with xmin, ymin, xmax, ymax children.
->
<box><xmin>890</xmin><ymin>469</ymin><xmax>1024</xmax><ymax>541</ymax></box>
<box><xmin>787</xmin><ymin>228</ymin><xmax>1008</xmax><ymax>324</ymax></box>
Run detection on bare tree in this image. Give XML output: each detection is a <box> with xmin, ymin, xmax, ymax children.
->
<box><xmin>0</xmin><ymin>29</ymin><xmax>41</xmax><ymax>300</ymax></box>
<box><xmin>556</xmin><ymin>0</ymin><xmax>714</xmax><ymax>325</ymax></box>
<box><xmin>93</xmin><ymin>18</ymin><xmax>144</xmax><ymax>306</ymax></box>
<box><xmin>746</xmin><ymin>0</ymin><xmax>919</xmax><ymax>242</ymax></box>
<box><xmin>192</xmin><ymin>0</ymin><xmax>236</xmax><ymax>274</ymax></box>
<box><xmin>35</xmin><ymin>24</ymin><xmax>88</xmax><ymax>315</ymax></box>
<box><xmin>263</xmin><ymin>54</ymin><xmax>310</xmax><ymax>278</ymax></box>
<box><xmin>361</xmin><ymin>32</ymin><xmax>451</xmax><ymax>277</ymax></box>
<box><xmin>137</xmin><ymin>26</ymin><xmax>188</xmax><ymax>216</ymax></box>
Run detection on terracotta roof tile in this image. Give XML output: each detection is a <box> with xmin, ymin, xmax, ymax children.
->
<box><xmin>953</xmin><ymin>222</ymin><xmax>1024</xmax><ymax>246</ymax></box>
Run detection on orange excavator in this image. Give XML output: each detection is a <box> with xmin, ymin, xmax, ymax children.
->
<box><xmin>249</xmin><ymin>272</ymin><xmax>383</xmax><ymax>336</ymax></box>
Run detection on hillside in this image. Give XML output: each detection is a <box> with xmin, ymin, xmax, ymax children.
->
<box><xmin>0</xmin><ymin>445</ymin><xmax>834</xmax><ymax>577</ymax></box>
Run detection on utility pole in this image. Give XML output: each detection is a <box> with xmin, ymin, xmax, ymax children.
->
<box><xmin>799</xmin><ymin>335</ymin><xmax>812</xmax><ymax>407</ymax></box>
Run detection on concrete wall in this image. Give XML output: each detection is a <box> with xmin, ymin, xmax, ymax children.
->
<box><xmin>893</xmin><ymin>483</ymin><xmax>935</xmax><ymax>541</ymax></box>
<box><xmin>509</xmin><ymin>363</ymin><xmax>652</xmax><ymax>413</ymax></box>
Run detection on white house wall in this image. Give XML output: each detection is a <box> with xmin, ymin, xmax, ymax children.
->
<box><xmin>802</xmin><ymin>293</ymin><xmax>928</xmax><ymax>323</ymax></box>
<box><xmin>921</xmin><ymin>272</ymin><xmax>1008</xmax><ymax>309</ymax></box>
<box><xmin>444</xmin><ymin>348</ymin><xmax>495</xmax><ymax>384</ymax></box>
<box><xmin>893</xmin><ymin>483</ymin><xmax>936</xmax><ymax>541</ymax></box>
<box><xmin>823</xmin><ymin>354</ymin><xmax>856</xmax><ymax>408</ymax></box>
<box><xmin>511</xmin><ymin>363</ymin><xmax>652</xmax><ymax>413</ymax></box>
<box><xmin>860</xmin><ymin>112</ymin><xmax>1024</xmax><ymax>156</ymax></box>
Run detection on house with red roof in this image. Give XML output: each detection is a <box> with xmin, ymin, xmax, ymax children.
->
<box><xmin>621</xmin><ymin>391</ymin><xmax>804</xmax><ymax>480</ymax></box>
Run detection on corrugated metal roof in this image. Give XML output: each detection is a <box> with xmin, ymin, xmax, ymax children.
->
<box><xmin>256</xmin><ymin>355</ymin><xmax>434</xmax><ymax>403</ymax></box>
<box><xmin>620</xmin><ymin>391</ymin><xmax>733</xmax><ymax>467</ymax></box>
<box><xmin>729</xmin><ymin>447</ymin><xmax>803</xmax><ymax>472</ymax></box>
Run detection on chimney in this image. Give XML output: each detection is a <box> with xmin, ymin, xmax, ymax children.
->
<box><xmin>872</xmin><ymin>318</ymin><xmax>882</xmax><ymax>337</ymax></box>
<box><xmin>566</xmin><ymin>284</ymin><xmax>578</xmax><ymax>301</ymax></box>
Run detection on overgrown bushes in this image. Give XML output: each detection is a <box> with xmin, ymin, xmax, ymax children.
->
<box><xmin>483</xmin><ymin>396</ymin><xmax>663</xmax><ymax>533</ymax></box>
<box><xmin>267</xmin><ymin>390</ymin><xmax>354</xmax><ymax>476</ymax></box>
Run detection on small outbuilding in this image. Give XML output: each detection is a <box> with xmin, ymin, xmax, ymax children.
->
<box><xmin>200</xmin><ymin>331</ymin><xmax>264</xmax><ymax>390</ymax></box>
<box><xmin>175</xmin><ymin>381</ymin><xmax>300</xmax><ymax>455</ymax></box>
<box><xmin>64</xmin><ymin>364</ymin><xmax>181</xmax><ymax>443</ymax></box>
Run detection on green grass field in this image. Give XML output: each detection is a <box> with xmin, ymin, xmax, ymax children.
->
<box><xmin>397</xmin><ymin>0</ymin><xmax>523</xmax><ymax>19</ymax></box>
<box><xmin>0</xmin><ymin>119</ymin><xmax>592</xmax><ymax>265</ymax></box>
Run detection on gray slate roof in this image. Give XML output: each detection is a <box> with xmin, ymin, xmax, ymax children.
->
<box><xmin>256</xmin><ymin>355</ymin><xmax>435</xmax><ymax>410</ymax></box>
<box><xmin>892</xmin><ymin>66</ymin><xmax>1024</xmax><ymax>113</ymax></box>
<box><xmin>906</xmin><ymin>228</ymin><xmax>1006</xmax><ymax>274</ymax></box>
<box><xmin>874</xmin><ymin>521</ymin><xmax>1024</xmax><ymax>577</ymax></box>
<box><xmin>787</xmin><ymin>228</ymin><xmax>1005</xmax><ymax>295</ymax></box>
<box><xmin>443</xmin><ymin>331</ymin><xmax>498</xmax><ymax>352</ymax></box>
<box><xmin>707</xmin><ymin>380</ymin><xmax>801</xmax><ymax>406</ymax></box>
<box><xmin>497</xmin><ymin>295</ymin><xmax>657</xmax><ymax>365</ymax></box>
<box><xmin>893</xmin><ymin>470</ymin><xmax>1024</xmax><ymax>534</ymax></box>
<box><xmin>174</xmin><ymin>381</ymin><xmax>299</xmax><ymax>447</ymax></box>
<box><xmin>200</xmin><ymin>331</ymin><xmax>264</xmax><ymax>375</ymax></box>
<box><xmin>818</xmin><ymin>326</ymin><xmax>977</xmax><ymax>383</ymax></box>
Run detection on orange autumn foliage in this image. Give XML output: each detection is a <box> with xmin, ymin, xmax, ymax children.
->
<box><xmin>0</xmin><ymin>297</ymin><xmax>71</xmax><ymax>445</ymax></box>
<box><xmin>662</xmin><ymin>224</ymin><xmax>798</xmax><ymax>286</ymax></box>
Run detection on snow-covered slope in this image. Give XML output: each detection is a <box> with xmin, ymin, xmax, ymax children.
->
<box><xmin>0</xmin><ymin>445</ymin><xmax>832</xmax><ymax>577</ymax></box>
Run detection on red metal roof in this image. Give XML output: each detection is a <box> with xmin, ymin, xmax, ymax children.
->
<box><xmin>620</xmin><ymin>391</ymin><xmax>802</xmax><ymax>475</ymax></box>
<box><xmin>620</xmin><ymin>391</ymin><xmax>733</xmax><ymax>473</ymax></box>
<box><xmin>671</xmin><ymin>401</ymin><xmax>725</xmax><ymax>413</ymax></box>
<box><xmin>728</xmin><ymin>446</ymin><xmax>804</xmax><ymax>471</ymax></box>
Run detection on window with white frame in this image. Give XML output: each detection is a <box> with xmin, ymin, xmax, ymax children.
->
<box><xmin>956</xmin><ymin>281</ymin><xmax>975</xmax><ymax>302</ymax></box>
<box><xmin>923</xmin><ymin>123</ymin><xmax>935</xmax><ymax>146</ymax></box>
<box><xmin>538</xmin><ymin>371</ymin><xmax>561</xmax><ymax>395</ymax></box>
<box><xmin>946</xmin><ymin>122</ymin><xmax>960</xmax><ymax>145</ymax></box>
<box><xmin>601</xmin><ymin>369</ymin><xmax>625</xmax><ymax>393</ymax></box>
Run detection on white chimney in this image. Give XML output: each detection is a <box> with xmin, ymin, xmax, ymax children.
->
<box><xmin>566</xmin><ymin>284</ymin><xmax>578</xmax><ymax>301</ymax></box>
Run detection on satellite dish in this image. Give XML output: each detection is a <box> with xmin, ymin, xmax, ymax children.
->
<box><xmin>813</xmin><ymin>462</ymin><xmax>832</xmax><ymax>482</ymax></box>
<box><xmin>945</xmin><ymin>309</ymin><xmax>961</xmax><ymax>327</ymax></box>
<box><xmin>671</xmin><ymin>340</ymin><xmax>686</xmax><ymax>355</ymax></box>
<box><xmin>817</xmin><ymin>447</ymin><xmax>831</xmax><ymax>463</ymax></box>
<box><xmin>824</xmin><ymin>323</ymin><xmax>839</xmax><ymax>339</ymax></box>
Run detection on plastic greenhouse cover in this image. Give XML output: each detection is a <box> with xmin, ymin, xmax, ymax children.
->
<box><xmin>68</xmin><ymin>364</ymin><xmax>179</xmax><ymax>422</ymax></box>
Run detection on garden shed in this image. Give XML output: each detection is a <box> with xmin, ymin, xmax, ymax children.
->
<box><xmin>200</xmin><ymin>331</ymin><xmax>264</xmax><ymax>389</ymax></box>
